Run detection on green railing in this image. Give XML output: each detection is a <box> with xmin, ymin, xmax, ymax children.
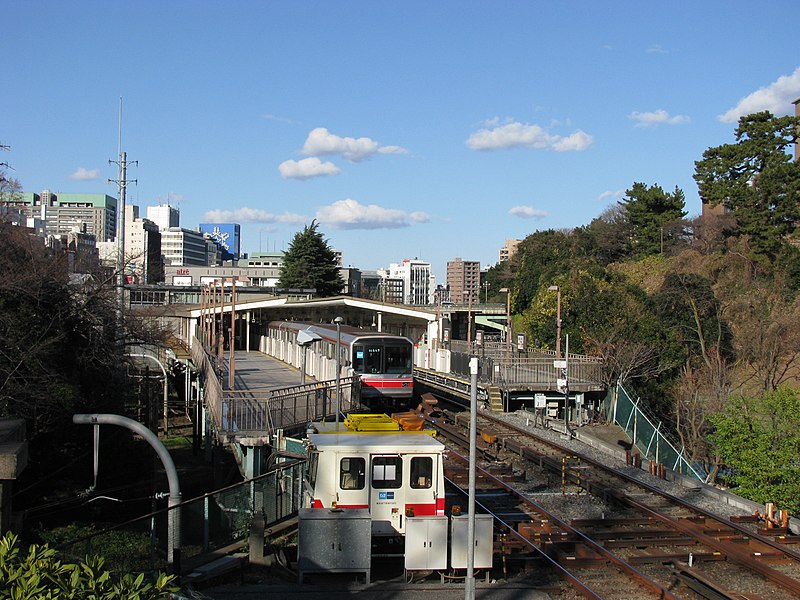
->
<box><xmin>604</xmin><ymin>381</ymin><xmax>705</xmax><ymax>482</ymax></box>
<box><xmin>56</xmin><ymin>459</ymin><xmax>306</xmax><ymax>574</ymax></box>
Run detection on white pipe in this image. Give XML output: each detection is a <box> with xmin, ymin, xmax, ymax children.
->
<box><xmin>73</xmin><ymin>413</ymin><xmax>181</xmax><ymax>564</ymax></box>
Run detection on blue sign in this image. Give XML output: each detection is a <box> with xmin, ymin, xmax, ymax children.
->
<box><xmin>199</xmin><ymin>223</ymin><xmax>241</xmax><ymax>262</ymax></box>
<box><xmin>379</xmin><ymin>492</ymin><xmax>394</xmax><ymax>500</ymax></box>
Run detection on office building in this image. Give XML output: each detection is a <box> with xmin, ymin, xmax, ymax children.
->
<box><xmin>125</xmin><ymin>205</ymin><xmax>163</xmax><ymax>283</ymax></box>
<box><xmin>2</xmin><ymin>190</ymin><xmax>117</xmax><ymax>242</ymax></box>
<box><xmin>387</xmin><ymin>258</ymin><xmax>433</xmax><ymax>305</ymax></box>
<box><xmin>147</xmin><ymin>203</ymin><xmax>180</xmax><ymax>231</ymax></box>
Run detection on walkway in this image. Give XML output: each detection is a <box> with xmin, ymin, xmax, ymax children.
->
<box><xmin>226</xmin><ymin>350</ymin><xmax>311</xmax><ymax>391</ymax></box>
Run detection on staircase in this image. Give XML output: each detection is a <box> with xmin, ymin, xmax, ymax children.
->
<box><xmin>487</xmin><ymin>386</ymin><xmax>504</xmax><ymax>412</ymax></box>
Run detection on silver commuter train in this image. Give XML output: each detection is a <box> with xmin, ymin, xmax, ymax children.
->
<box><xmin>262</xmin><ymin>321</ymin><xmax>415</xmax><ymax>402</ymax></box>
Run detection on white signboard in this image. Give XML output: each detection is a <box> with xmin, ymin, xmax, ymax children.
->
<box><xmin>172</xmin><ymin>276</ymin><xmax>192</xmax><ymax>286</ymax></box>
<box><xmin>534</xmin><ymin>393</ymin><xmax>547</xmax><ymax>409</ymax></box>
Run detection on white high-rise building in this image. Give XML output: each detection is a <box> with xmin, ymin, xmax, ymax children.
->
<box><xmin>146</xmin><ymin>203</ymin><xmax>180</xmax><ymax>231</ymax></box>
<box><xmin>388</xmin><ymin>258</ymin><xmax>434</xmax><ymax>305</ymax></box>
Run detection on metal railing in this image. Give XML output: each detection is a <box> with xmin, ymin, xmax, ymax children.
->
<box><xmin>223</xmin><ymin>377</ymin><xmax>360</xmax><ymax>436</ymax></box>
<box><xmin>604</xmin><ymin>381</ymin><xmax>705</xmax><ymax>482</ymax></box>
<box><xmin>447</xmin><ymin>352</ymin><xmax>604</xmax><ymax>390</ymax></box>
<box><xmin>191</xmin><ymin>337</ymin><xmax>360</xmax><ymax>440</ymax></box>
<box><xmin>56</xmin><ymin>459</ymin><xmax>306</xmax><ymax>575</ymax></box>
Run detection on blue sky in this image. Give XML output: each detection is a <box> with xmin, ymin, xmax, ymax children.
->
<box><xmin>3</xmin><ymin>2</ymin><xmax>800</xmax><ymax>280</ymax></box>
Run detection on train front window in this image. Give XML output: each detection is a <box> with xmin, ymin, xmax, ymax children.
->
<box><xmin>385</xmin><ymin>344</ymin><xmax>412</xmax><ymax>374</ymax></box>
<box><xmin>371</xmin><ymin>455</ymin><xmax>402</xmax><ymax>489</ymax></box>
<box><xmin>353</xmin><ymin>344</ymin><xmax>383</xmax><ymax>374</ymax></box>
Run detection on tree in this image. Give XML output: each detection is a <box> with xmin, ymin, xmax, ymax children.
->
<box><xmin>694</xmin><ymin>111</ymin><xmax>800</xmax><ymax>261</ymax></box>
<box><xmin>709</xmin><ymin>388</ymin><xmax>800</xmax><ymax>515</ymax></box>
<box><xmin>0</xmin><ymin>222</ymin><xmax>127</xmax><ymax>441</ymax></box>
<box><xmin>618</xmin><ymin>182</ymin><xmax>687</xmax><ymax>258</ymax></box>
<box><xmin>278</xmin><ymin>220</ymin><xmax>343</xmax><ymax>297</ymax></box>
<box><xmin>0</xmin><ymin>144</ymin><xmax>21</xmax><ymax>200</ymax></box>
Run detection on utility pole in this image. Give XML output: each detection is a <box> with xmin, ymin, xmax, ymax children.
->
<box><xmin>108</xmin><ymin>98</ymin><xmax>137</xmax><ymax>321</ymax></box>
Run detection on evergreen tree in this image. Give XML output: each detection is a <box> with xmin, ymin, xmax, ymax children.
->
<box><xmin>279</xmin><ymin>220</ymin><xmax>343</xmax><ymax>297</ymax></box>
<box><xmin>694</xmin><ymin>111</ymin><xmax>800</xmax><ymax>261</ymax></box>
<box><xmin>618</xmin><ymin>182</ymin><xmax>687</xmax><ymax>258</ymax></box>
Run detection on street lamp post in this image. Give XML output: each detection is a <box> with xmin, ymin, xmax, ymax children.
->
<box><xmin>334</xmin><ymin>316</ymin><xmax>344</xmax><ymax>430</ymax></box>
<box><xmin>465</xmin><ymin>290</ymin><xmax>473</xmax><ymax>347</ymax></box>
<box><xmin>548</xmin><ymin>285</ymin><xmax>562</xmax><ymax>359</ymax></box>
<box><xmin>499</xmin><ymin>288</ymin><xmax>511</xmax><ymax>363</ymax></box>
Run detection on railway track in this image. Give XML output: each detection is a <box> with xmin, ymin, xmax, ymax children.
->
<box><xmin>426</xmin><ymin>397</ymin><xmax>800</xmax><ymax>599</ymax></box>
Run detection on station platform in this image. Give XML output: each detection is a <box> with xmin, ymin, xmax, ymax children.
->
<box><xmin>224</xmin><ymin>350</ymin><xmax>313</xmax><ymax>392</ymax></box>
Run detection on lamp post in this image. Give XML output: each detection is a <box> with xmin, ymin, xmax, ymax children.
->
<box><xmin>334</xmin><ymin>316</ymin><xmax>344</xmax><ymax>430</ymax></box>
<box><xmin>465</xmin><ymin>290</ymin><xmax>473</xmax><ymax>347</ymax></box>
<box><xmin>548</xmin><ymin>285</ymin><xmax>562</xmax><ymax>359</ymax></box>
<box><xmin>499</xmin><ymin>288</ymin><xmax>511</xmax><ymax>363</ymax></box>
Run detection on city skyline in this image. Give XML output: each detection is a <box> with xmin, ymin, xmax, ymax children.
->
<box><xmin>3</xmin><ymin>2</ymin><xmax>800</xmax><ymax>279</ymax></box>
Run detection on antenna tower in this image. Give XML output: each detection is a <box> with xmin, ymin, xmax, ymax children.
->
<box><xmin>108</xmin><ymin>97</ymin><xmax>137</xmax><ymax>316</ymax></box>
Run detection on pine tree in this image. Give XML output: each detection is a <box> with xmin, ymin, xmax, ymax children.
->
<box><xmin>619</xmin><ymin>182</ymin><xmax>687</xmax><ymax>258</ymax></box>
<box><xmin>279</xmin><ymin>220</ymin><xmax>343</xmax><ymax>297</ymax></box>
<box><xmin>694</xmin><ymin>111</ymin><xmax>800</xmax><ymax>261</ymax></box>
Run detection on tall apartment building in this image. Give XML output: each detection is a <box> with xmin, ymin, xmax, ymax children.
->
<box><xmin>499</xmin><ymin>239</ymin><xmax>521</xmax><ymax>263</ymax></box>
<box><xmin>2</xmin><ymin>190</ymin><xmax>117</xmax><ymax>242</ymax></box>
<box><xmin>146</xmin><ymin>203</ymin><xmax>180</xmax><ymax>231</ymax></box>
<box><xmin>125</xmin><ymin>205</ymin><xmax>163</xmax><ymax>283</ymax></box>
<box><xmin>447</xmin><ymin>257</ymin><xmax>481</xmax><ymax>304</ymax></box>
<box><xmin>387</xmin><ymin>258</ymin><xmax>433</xmax><ymax>305</ymax></box>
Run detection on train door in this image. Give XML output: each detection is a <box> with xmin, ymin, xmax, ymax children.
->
<box><xmin>335</xmin><ymin>454</ymin><xmax>368</xmax><ymax>509</ymax></box>
<box><xmin>404</xmin><ymin>454</ymin><xmax>440</xmax><ymax>517</ymax></box>
<box><xmin>369</xmin><ymin>453</ymin><xmax>404</xmax><ymax>535</ymax></box>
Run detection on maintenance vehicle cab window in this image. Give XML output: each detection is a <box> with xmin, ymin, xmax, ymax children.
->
<box><xmin>339</xmin><ymin>457</ymin><xmax>365</xmax><ymax>490</ymax></box>
<box><xmin>371</xmin><ymin>456</ymin><xmax>402</xmax><ymax>489</ymax></box>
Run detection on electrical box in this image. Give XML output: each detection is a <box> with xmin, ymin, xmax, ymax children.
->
<box><xmin>297</xmin><ymin>508</ymin><xmax>371</xmax><ymax>583</ymax></box>
<box><xmin>405</xmin><ymin>516</ymin><xmax>448</xmax><ymax>571</ymax></box>
<box><xmin>450</xmin><ymin>514</ymin><xmax>494</xmax><ymax>570</ymax></box>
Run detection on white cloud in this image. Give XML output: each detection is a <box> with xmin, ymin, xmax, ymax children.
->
<box><xmin>316</xmin><ymin>198</ymin><xmax>418</xmax><ymax>230</ymax></box>
<box><xmin>466</xmin><ymin>120</ymin><xmax>593</xmax><ymax>152</ymax></box>
<box><xmin>646</xmin><ymin>44</ymin><xmax>668</xmax><ymax>54</ymax></box>
<box><xmin>718</xmin><ymin>66</ymin><xmax>800</xmax><ymax>123</ymax></box>
<box><xmin>302</xmin><ymin>127</ymin><xmax>408</xmax><ymax>162</ymax></box>
<box><xmin>509</xmin><ymin>205</ymin><xmax>548</xmax><ymax>219</ymax></box>
<box><xmin>203</xmin><ymin>207</ymin><xmax>307</xmax><ymax>224</ymax></box>
<box><xmin>598</xmin><ymin>189</ymin><xmax>625</xmax><ymax>201</ymax></box>
<box><xmin>70</xmin><ymin>167</ymin><xmax>100</xmax><ymax>181</ymax></box>
<box><xmin>278</xmin><ymin>157</ymin><xmax>340</xmax><ymax>180</ymax></box>
<box><xmin>409</xmin><ymin>211</ymin><xmax>430</xmax><ymax>223</ymax></box>
<box><xmin>628</xmin><ymin>109</ymin><xmax>690</xmax><ymax>127</ymax></box>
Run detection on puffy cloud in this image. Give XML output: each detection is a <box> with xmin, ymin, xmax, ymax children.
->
<box><xmin>628</xmin><ymin>109</ymin><xmax>690</xmax><ymax>127</ymax></box>
<box><xmin>466</xmin><ymin>120</ymin><xmax>593</xmax><ymax>152</ymax></box>
<box><xmin>509</xmin><ymin>205</ymin><xmax>548</xmax><ymax>219</ymax></box>
<box><xmin>70</xmin><ymin>167</ymin><xmax>100</xmax><ymax>181</ymax></box>
<box><xmin>203</xmin><ymin>207</ymin><xmax>307</xmax><ymax>224</ymax></box>
<box><xmin>278</xmin><ymin>157</ymin><xmax>340</xmax><ymax>180</ymax></box>
<box><xmin>409</xmin><ymin>211</ymin><xmax>430</xmax><ymax>223</ymax></box>
<box><xmin>316</xmin><ymin>198</ymin><xmax>417</xmax><ymax>230</ymax></box>
<box><xmin>718</xmin><ymin>67</ymin><xmax>800</xmax><ymax>123</ymax></box>
<box><xmin>302</xmin><ymin>127</ymin><xmax>408</xmax><ymax>162</ymax></box>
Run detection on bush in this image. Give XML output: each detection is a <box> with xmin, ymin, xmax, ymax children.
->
<box><xmin>0</xmin><ymin>532</ymin><xmax>177</xmax><ymax>599</ymax></box>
